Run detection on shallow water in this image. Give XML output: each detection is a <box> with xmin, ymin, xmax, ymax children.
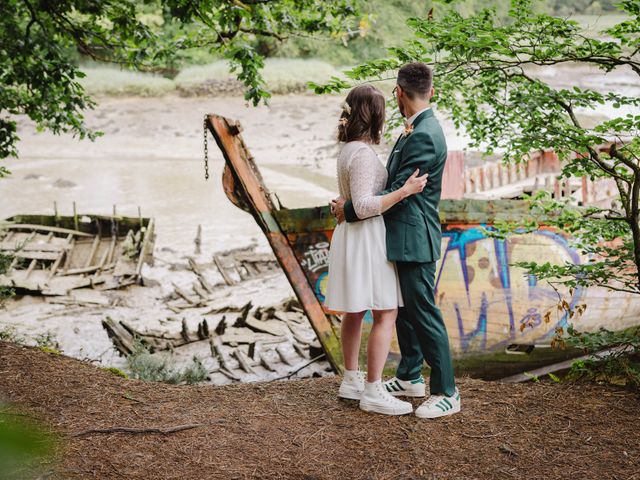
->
<box><xmin>0</xmin><ymin>155</ymin><xmax>335</xmax><ymax>253</ymax></box>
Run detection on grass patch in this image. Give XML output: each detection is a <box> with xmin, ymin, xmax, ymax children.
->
<box><xmin>103</xmin><ymin>367</ymin><xmax>129</xmax><ymax>379</ymax></box>
<box><xmin>79</xmin><ymin>66</ymin><xmax>176</xmax><ymax>97</ymax></box>
<box><xmin>175</xmin><ymin>58</ymin><xmax>343</xmax><ymax>95</ymax></box>
<box><xmin>79</xmin><ymin>59</ymin><xmax>342</xmax><ymax>97</ymax></box>
<box><xmin>126</xmin><ymin>339</ymin><xmax>208</xmax><ymax>385</ymax></box>
<box><xmin>37</xmin><ymin>346</ymin><xmax>61</xmax><ymax>355</ymax></box>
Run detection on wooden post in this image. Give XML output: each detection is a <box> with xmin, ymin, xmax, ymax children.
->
<box><xmin>73</xmin><ymin>201</ymin><xmax>78</xmax><ymax>232</ymax></box>
<box><xmin>194</xmin><ymin>225</ymin><xmax>202</xmax><ymax>255</ymax></box>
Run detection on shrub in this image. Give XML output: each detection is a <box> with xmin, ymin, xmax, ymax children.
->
<box><xmin>566</xmin><ymin>326</ymin><xmax>640</xmax><ymax>390</ymax></box>
<box><xmin>126</xmin><ymin>339</ymin><xmax>208</xmax><ymax>385</ymax></box>
<box><xmin>0</xmin><ymin>325</ymin><xmax>23</xmax><ymax>344</ymax></box>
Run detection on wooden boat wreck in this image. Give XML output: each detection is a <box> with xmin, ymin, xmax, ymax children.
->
<box><xmin>206</xmin><ymin>114</ymin><xmax>640</xmax><ymax>373</ymax></box>
<box><xmin>0</xmin><ymin>212</ymin><xmax>154</xmax><ymax>295</ymax></box>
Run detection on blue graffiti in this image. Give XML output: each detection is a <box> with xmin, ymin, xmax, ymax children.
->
<box><xmin>439</xmin><ymin>227</ymin><xmax>583</xmax><ymax>352</ymax></box>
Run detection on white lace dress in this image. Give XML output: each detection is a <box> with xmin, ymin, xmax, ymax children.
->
<box><xmin>324</xmin><ymin>141</ymin><xmax>404</xmax><ymax>313</ymax></box>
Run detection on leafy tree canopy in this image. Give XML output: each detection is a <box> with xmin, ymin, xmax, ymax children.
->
<box><xmin>0</xmin><ymin>0</ymin><xmax>357</xmax><ymax>160</ymax></box>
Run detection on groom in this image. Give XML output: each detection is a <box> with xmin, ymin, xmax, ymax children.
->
<box><xmin>331</xmin><ymin>62</ymin><xmax>460</xmax><ymax>418</ymax></box>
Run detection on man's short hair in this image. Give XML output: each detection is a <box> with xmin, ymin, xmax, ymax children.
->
<box><xmin>397</xmin><ymin>62</ymin><xmax>433</xmax><ymax>100</ymax></box>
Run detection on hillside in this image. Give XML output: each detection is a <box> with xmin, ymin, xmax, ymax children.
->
<box><xmin>1</xmin><ymin>342</ymin><xmax>638</xmax><ymax>479</ymax></box>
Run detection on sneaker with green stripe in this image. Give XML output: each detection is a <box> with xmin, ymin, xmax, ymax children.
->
<box><xmin>415</xmin><ymin>388</ymin><xmax>461</xmax><ymax>419</ymax></box>
<box><xmin>383</xmin><ymin>376</ymin><xmax>426</xmax><ymax>398</ymax></box>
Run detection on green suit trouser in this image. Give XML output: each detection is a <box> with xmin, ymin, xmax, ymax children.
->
<box><xmin>395</xmin><ymin>261</ymin><xmax>456</xmax><ymax>396</ymax></box>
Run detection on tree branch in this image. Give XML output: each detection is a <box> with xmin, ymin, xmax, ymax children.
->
<box><xmin>72</xmin><ymin>423</ymin><xmax>204</xmax><ymax>437</ymax></box>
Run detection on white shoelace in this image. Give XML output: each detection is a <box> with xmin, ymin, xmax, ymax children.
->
<box><xmin>424</xmin><ymin>395</ymin><xmax>444</xmax><ymax>407</ymax></box>
<box><xmin>380</xmin><ymin>385</ymin><xmax>406</xmax><ymax>404</ymax></box>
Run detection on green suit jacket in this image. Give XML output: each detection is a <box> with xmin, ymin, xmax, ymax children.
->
<box><xmin>344</xmin><ymin>109</ymin><xmax>447</xmax><ymax>263</ymax></box>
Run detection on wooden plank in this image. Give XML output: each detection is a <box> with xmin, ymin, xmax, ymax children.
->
<box><xmin>213</xmin><ymin>254</ymin><xmax>235</xmax><ymax>286</ymax></box>
<box><xmin>2</xmin><ymin>224</ymin><xmax>92</xmax><ymax>237</ymax></box>
<box><xmin>24</xmin><ymin>259</ymin><xmax>37</xmax><ymax>279</ymax></box>
<box><xmin>135</xmin><ymin>217</ymin><xmax>154</xmax><ymax>277</ymax></box>
<box><xmin>84</xmin><ymin>235</ymin><xmax>101</xmax><ymax>268</ymax></box>
<box><xmin>245</xmin><ymin>316</ymin><xmax>286</xmax><ymax>336</ymax></box>
<box><xmin>172</xmin><ymin>282</ymin><xmax>199</xmax><ymax>305</ymax></box>
<box><xmin>49</xmin><ymin>233</ymin><xmax>74</xmax><ymax>280</ymax></box>
<box><xmin>259</xmin><ymin>352</ymin><xmax>277</xmax><ymax>372</ymax></box>
<box><xmin>209</xmin><ymin>336</ymin><xmax>232</xmax><ymax>371</ymax></box>
<box><xmin>208</xmin><ymin>114</ymin><xmax>342</xmax><ymax>372</ymax></box>
<box><xmin>106</xmin><ymin>235</ymin><xmax>117</xmax><ymax>265</ymax></box>
<box><xmin>293</xmin><ymin>342</ymin><xmax>310</xmax><ymax>359</ymax></box>
<box><xmin>233</xmin><ymin>350</ymin><xmax>257</xmax><ymax>374</ymax></box>
<box><xmin>0</xmin><ymin>242</ymin><xmax>64</xmax><ymax>253</ymax></box>
<box><xmin>220</xmin><ymin>331</ymin><xmax>287</xmax><ymax>345</ymax></box>
<box><xmin>276</xmin><ymin>345</ymin><xmax>296</xmax><ymax>366</ymax></box>
<box><xmin>59</xmin><ymin>262</ymin><xmax>115</xmax><ymax>276</ymax></box>
<box><xmin>11</xmin><ymin>250</ymin><xmax>59</xmax><ymax>261</ymax></box>
<box><xmin>187</xmin><ymin>257</ymin><xmax>215</xmax><ymax>293</ymax></box>
<box><xmin>192</xmin><ymin>281</ymin><xmax>210</xmax><ymax>300</ymax></box>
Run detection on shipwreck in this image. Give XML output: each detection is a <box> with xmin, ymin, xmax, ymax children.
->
<box><xmin>0</xmin><ymin>210</ymin><xmax>154</xmax><ymax>296</ymax></box>
<box><xmin>206</xmin><ymin>114</ymin><xmax>640</xmax><ymax>373</ymax></box>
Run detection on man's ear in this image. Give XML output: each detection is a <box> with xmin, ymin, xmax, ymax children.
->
<box><xmin>429</xmin><ymin>87</ymin><xmax>435</xmax><ymax>100</ymax></box>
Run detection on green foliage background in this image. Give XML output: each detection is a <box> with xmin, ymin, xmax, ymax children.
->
<box><xmin>274</xmin><ymin>0</ymin><xmax>622</xmax><ymax>64</ymax></box>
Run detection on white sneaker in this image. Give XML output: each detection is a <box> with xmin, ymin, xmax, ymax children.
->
<box><xmin>359</xmin><ymin>381</ymin><xmax>413</xmax><ymax>416</ymax></box>
<box><xmin>415</xmin><ymin>388</ymin><xmax>461</xmax><ymax>419</ymax></box>
<box><xmin>384</xmin><ymin>376</ymin><xmax>426</xmax><ymax>398</ymax></box>
<box><xmin>338</xmin><ymin>370</ymin><xmax>366</xmax><ymax>400</ymax></box>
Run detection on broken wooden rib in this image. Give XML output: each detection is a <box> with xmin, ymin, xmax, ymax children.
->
<box><xmin>102</xmin><ymin>299</ymin><xmax>326</xmax><ymax>383</ymax></box>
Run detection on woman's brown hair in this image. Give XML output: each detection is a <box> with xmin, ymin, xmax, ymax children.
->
<box><xmin>337</xmin><ymin>84</ymin><xmax>386</xmax><ymax>144</ymax></box>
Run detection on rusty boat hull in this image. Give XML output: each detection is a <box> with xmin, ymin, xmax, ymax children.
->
<box><xmin>207</xmin><ymin>114</ymin><xmax>640</xmax><ymax>373</ymax></box>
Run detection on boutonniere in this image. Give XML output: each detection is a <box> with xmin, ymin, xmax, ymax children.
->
<box><xmin>402</xmin><ymin>122</ymin><xmax>414</xmax><ymax>138</ymax></box>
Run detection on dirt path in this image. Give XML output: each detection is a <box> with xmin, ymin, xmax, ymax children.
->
<box><xmin>1</xmin><ymin>342</ymin><xmax>639</xmax><ymax>480</ymax></box>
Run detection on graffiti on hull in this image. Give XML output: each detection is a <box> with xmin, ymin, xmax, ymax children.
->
<box><xmin>438</xmin><ymin>226</ymin><xmax>582</xmax><ymax>353</ymax></box>
<box><xmin>287</xmin><ymin>225</ymin><xmax>583</xmax><ymax>354</ymax></box>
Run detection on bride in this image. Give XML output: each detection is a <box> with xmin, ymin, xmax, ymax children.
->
<box><xmin>324</xmin><ymin>84</ymin><xmax>427</xmax><ymax>416</ymax></box>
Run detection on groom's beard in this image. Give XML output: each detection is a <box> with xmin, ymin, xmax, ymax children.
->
<box><xmin>398</xmin><ymin>100</ymin><xmax>406</xmax><ymax>118</ymax></box>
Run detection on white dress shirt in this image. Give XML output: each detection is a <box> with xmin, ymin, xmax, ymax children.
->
<box><xmin>406</xmin><ymin>107</ymin><xmax>432</xmax><ymax>126</ymax></box>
